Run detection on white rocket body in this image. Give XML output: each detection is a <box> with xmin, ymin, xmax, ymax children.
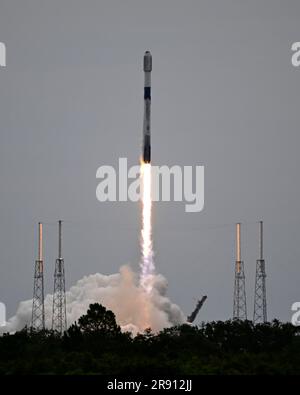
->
<box><xmin>143</xmin><ymin>51</ymin><xmax>152</xmax><ymax>163</ymax></box>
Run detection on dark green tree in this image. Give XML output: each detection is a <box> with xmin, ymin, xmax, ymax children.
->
<box><xmin>77</xmin><ymin>303</ymin><xmax>121</xmax><ymax>334</ymax></box>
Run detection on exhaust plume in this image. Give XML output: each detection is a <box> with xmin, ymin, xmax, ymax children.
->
<box><xmin>1</xmin><ymin>265</ymin><xmax>185</xmax><ymax>335</ymax></box>
<box><xmin>140</xmin><ymin>161</ymin><xmax>155</xmax><ymax>293</ymax></box>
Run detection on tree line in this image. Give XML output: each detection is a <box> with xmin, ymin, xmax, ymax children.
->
<box><xmin>0</xmin><ymin>303</ymin><xmax>299</xmax><ymax>375</ymax></box>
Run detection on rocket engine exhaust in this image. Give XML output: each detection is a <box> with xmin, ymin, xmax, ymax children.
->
<box><xmin>140</xmin><ymin>161</ymin><xmax>155</xmax><ymax>293</ymax></box>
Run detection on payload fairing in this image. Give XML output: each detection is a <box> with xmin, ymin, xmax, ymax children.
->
<box><xmin>143</xmin><ymin>51</ymin><xmax>152</xmax><ymax>163</ymax></box>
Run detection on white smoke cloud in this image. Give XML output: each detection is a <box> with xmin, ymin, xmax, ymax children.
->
<box><xmin>1</xmin><ymin>265</ymin><xmax>185</xmax><ymax>335</ymax></box>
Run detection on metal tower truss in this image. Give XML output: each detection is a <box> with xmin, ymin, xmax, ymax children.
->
<box><xmin>52</xmin><ymin>258</ymin><xmax>67</xmax><ymax>333</ymax></box>
<box><xmin>233</xmin><ymin>260</ymin><xmax>247</xmax><ymax>320</ymax></box>
<box><xmin>32</xmin><ymin>223</ymin><xmax>45</xmax><ymax>331</ymax></box>
<box><xmin>52</xmin><ymin>220</ymin><xmax>67</xmax><ymax>334</ymax></box>
<box><xmin>233</xmin><ymin>223</ymin><xmax>247</xmax><ymax>320</ymax></box>
<box><xmin>253</xmin><ymin>221</ymin><xmax>267</xmax><ymax>324</ymax></box>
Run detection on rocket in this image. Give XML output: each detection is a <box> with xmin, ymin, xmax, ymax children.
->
<box><xmin>143</xmin><ymin>51</ymin><xmax>152</xmax><ymax>163</ymax></box>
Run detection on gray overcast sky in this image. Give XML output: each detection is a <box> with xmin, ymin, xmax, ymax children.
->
<box><xmin>0</xmin><ymin>0</ymin><xmax>300</xmax><ymax>322</ymax></box>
